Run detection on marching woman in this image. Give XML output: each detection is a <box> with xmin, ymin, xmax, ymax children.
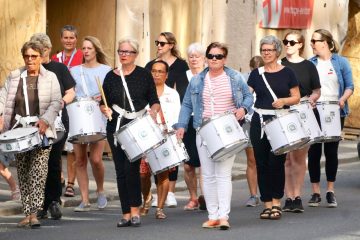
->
<box><xmin>70</xmin><ymin>36</ymin><xmax>112</xmax><ymax>212</ymax></box>
<box><xmin>247</xmin><ymin>35</ymin><xmax>300</xmax><ymax>220</ymax></box>
<box><xmin>0</xmin><ymin>40</ymin><xmax>61</xmax><ymax>228</ymax></box>
<box><xmin>100</xmin><ymin>37</ymin><xmax>160</xmax><ymax>227</ymax></box>
<box><xmin>307</xmin><ymin>29</ymin><xmax>353</xmax><ymax>208</ymax></box>
<box><xmin>281</xmin><ymin>30</ymin><xmax>321</xmax><ymax>213</ymax></box>
<box><xmin>175</xmin><ymin>42</ymin><xmax>253</xmax><ymax>230</ymax></box>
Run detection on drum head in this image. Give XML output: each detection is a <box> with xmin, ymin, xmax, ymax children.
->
<box><xmin>0</xmin><ymin>127</ymin><xmax>38</xmax><ymax>141</ymax></box>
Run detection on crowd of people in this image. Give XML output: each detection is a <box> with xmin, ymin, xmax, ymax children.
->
<box><xmin>0</xmin><ymin>25</ymin><xmax>354</xmax><ymax>230</ymax></box>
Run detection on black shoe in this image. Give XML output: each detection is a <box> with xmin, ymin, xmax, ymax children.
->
<box><xmin>308</xmin><ymin>193</ymin><xmax>321</xmax><ymax>207</ymax></box>
<box><xmin>292</xmin><ymin>196</ymin><xmax>304</xmax><ymax>213</ymax></box>
<box><xmin>326</xmin><ymin>192</ymin><xmax>337</xmax><ymax>208</ymax></box>
<box><xmin>282</xmin><ymin>198</ymin><xmax>293</xmax><ymax>212</ymax></box>
<box><xmin>198</xmin><ymin>195</ymin><xmax>207</xmax><ymax>211</ymax></box>
<box><xmin>117</xmin><ymin>218</ymin><xmax>131</xmax><ymax>227</ymax></box>
<box><xmin>131</xmin><ymin>216</ymin><xmax>141</xmax><ymax>227</ymax></box>
<box><xmin>37</xmin><ymin>210</ymin><xmax>48</xmax><ymax>219</ymax></box>
<box><xmin>49</xmin><ymin>201</ymin><xmax>62</xmax><ymax>220</ymax></box>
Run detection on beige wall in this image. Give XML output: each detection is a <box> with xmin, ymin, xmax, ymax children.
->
<box><xmin>0</xmin><ymin>0</ymin><xmax>46</xmax><ymax>85</ymax></box>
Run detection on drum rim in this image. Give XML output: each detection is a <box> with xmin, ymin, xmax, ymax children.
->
<box><xmin>272</xmin><ymin>137</ymin><xmax>310</xmax><ymax>155</ymax></box>
<box><xmin>211</xmin><ymin>139</ymin><xmax>248</xmax><ymax>160</ymax></box>
<box><xmin>316</xmin><ymin>101</ymin><xmax>339</xmax><ymax>105</ymax></box>
<box><xmin>200</xmin><ymin>111</ymin><xmax>234</xmax><ymax>128</ymax></box>
<box><xmin>262</xmin><ymin>109</ymin><xmax>298</xmax><ymax>125</ymax></box>
<box><xmin>68</xmin><ymin>133</ymin><xmax>106</xmax><ymax>144</ymax></box>
<box><xmin>0</xmin><ymin>131</ymin><xmax>39</xmax><ymax>143</ymax></box>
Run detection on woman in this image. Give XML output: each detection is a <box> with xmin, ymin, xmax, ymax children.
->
<box><xmin>307</xmin><ymin>29</ymin><xmax>353</xmax><ymax>208</ymax></box>
<box><xmin>175</xmin><ymin>42</ymin><xmax>253</xmax><ymax>230</ymax></box>
<box><xmin>139</xmin><ymin>60</ymin><xmax>181</xmax><ymax>219</ymax></box>
<box><xmin>70</xmin><ymin>36</ymin><xmax>111</xmax><ymax>212</ymax></box>
<box><xmin>247</xmin><ymin>35</ymin><xmax>300</xmax><ymax>220</ymax></box>
<box><xmin>145</xmin><ymin>32</ymin><xmax>189</xmax><ymax>207</ymax></box>
<box><xmin>100</xmin><ymin>37</ymin><xmax>160</xmax><ymax>227</ymax></box>
<box><xmin>183</xmin><ymin>43</ymin><xmax>205</xmax><ymax>211</ymax></box>
<box><xmin>0</xmin><ymin>40</ymin><xmax>61</xmax><ymax>228</ymax></box>
<box><xmin>281</xmin><ymin>30</ymin><xmax>321</xmax><ymax>213</ymax></box>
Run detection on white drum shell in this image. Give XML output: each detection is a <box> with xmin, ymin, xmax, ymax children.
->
<box><xmin>67</xmin><ymin>98</ymin><xmax>106</xmax><ymax>143</ymax></box>
<box><xmin>263</xmin><ymin>111</ymin><xmax>309</xmax><ymax>155</ymax></box>
<box><xmin>114</xmin><ymin>114</ymin><xmax>165</xmax><ymax>162</ymax></box>
<box><xmin>198</xmin><ymin>112</ymin><xmax>248</xmax><ymax>161</ymax></box>
<box><xmin>146</xmin><ymin>133</ymin><xmax>189</xmax><ymax>175</ymax></box>
<box><xmin>316</xmin><ymin>101</ymin><xmax>342</xmax><ymax>142</ymax></box>
<box><xmin>0</xmin><ymin>127</ymin><xmax>41</xmax><ymax>153</ymax></box>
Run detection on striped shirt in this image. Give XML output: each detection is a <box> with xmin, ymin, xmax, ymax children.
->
<box><xmin>202</xmin><ymin>72</ymin><xmax>236</xmax><ymax>118</ymax></box>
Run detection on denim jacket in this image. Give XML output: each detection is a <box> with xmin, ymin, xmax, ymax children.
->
<box><xmin>309</xmin><ymin>54</ymin><xmax>354</xmax><ymax>117</ymax></box>
<box><xmin>174</xmin><ymin>66</ymin><xmax>254</xmax><ymax>130</ymax></box>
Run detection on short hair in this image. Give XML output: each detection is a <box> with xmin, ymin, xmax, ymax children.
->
<box><xmin>260</xmin><ymin>35</ymin><xmax>282</xmax><ymax>57</ymax></box>
<box><xmin>153</xmin><ymin>60</ymin><xmax>169</xmax><ymax>73</ymax></box>
<box><xmin>118</xmin><ymin>37</ymin><xmax>139</xmax><ymax>53</ymax></box>
<box><xmin>83</xmin><ymin>36</ymin><xmax>109</xmax><ymax>65</ymax></box>
<box><xmin>61</xmin><ymin>25</ymin><xmax>78</xmax><ymax>38</ymax></box>
<box><xmin>159</xmin><ymin>32</ymin><xmax>182</xmax><ymax>59</ymax></box>
<box><xmin>187</xmin><ymin>42</ymin><xmax>205</xmax><ymax>56</ymax></box>
<box><xmin>283</xmin><ymin>30</ymin><xmax>305</xmax><ymax>55</ymax></box>
<box><xmin>249</xmin><ymin>56</ymin><xmax>264</xmax><ymax>70</ymax></box>
<box><xmin>205</xmin><ymin>42</ymin><xmax>228</xmax><ymax>58</ymax></box>
<box><xmin>21</xmin><ymin>40</ymin><xmax>44</xmax><ymax>57</ymax></box>
<box><xmin>314</xmin><ymin>29</ymin><xmax>339</xmax><ymax>53</ymax></box>
<box><xmin>30</xmin><ymin>33</ymin><xmax>52</xmax><ymax>49</ymax></box>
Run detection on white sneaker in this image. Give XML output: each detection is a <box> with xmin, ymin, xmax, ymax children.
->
<box><xmin>151</xmin><ymin>195</ymin><xmax>158</xmax><ymax>207</ymax></box>
<box><xmin>97</xmin><ymin>192</ymin><xmax>108</xmax><ymax>209</ymax></box>
<box><xmin>165</xmin><ymin>192</ymin><xmax>177</xmax><ymax>208</ymax></box>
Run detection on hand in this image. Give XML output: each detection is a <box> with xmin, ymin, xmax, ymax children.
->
<box><xmin>308</xmin><ymin>98</ymin><xmax>316</xmax><ymax>108</ymax></box>
<box><xmin>100</xmin><ymin>105</ymin><xmax>113</xmax><ymax>119</ymax></box>
<box><xmin>0</xmin><ymin>116</ymin><xmax>4</xmax><ymax>131</ymax></box>
<box><xmin>149</xmin><ymin>109</ymin><xmax>157</xmax><ymax>122</ymax></box>
<box><xmin>339</xmin><ymin>98</ymin><xmax>345</xmax><ymax>109</ymax></box>
<box><xmin>35</xmin><ymin>119</ymin><xmax>48</xmax><ymax>135</ymax></box>
<box><xmin>92</xmin><ymin>95</ymin><xmax>102</xmax><ymax>102</ymax></box>
<box><xmin>272</xmin><ymin>99</ymin><xmax>285</xmax><ymax>109</ymax></box>
<box><xmin>176</xmin><ymin>128</ymin><xmax>185</xmax><ymax>140</ymax></box>
<box><xmin>234</xmin><ymin>108</ymin><xmax>246</xmax><ymax>121</ymax></box>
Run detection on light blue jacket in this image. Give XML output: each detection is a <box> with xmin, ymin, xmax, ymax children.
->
<box><xmin>174</xmin><ymin>66</ymin><xmax>254</xmax><ymax>130</ymax></box>
<box><xmin>309</xmin><ymin>53</ymin><xmax>354</xmax><ymax>117</ymax></box>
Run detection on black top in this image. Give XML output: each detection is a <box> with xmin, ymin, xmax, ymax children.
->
<box><xmin>248</xmin><ymin>67</ymin><xmax>299</xmax><ymax>109</ymax></box>
<box><xmin>145</xmin><ymin>58</ymin><xmax>189</xmax><ymax>102</ymax></box>
<box><xmin>101</xmin><ymin>66</ymin><xmax>160</xmax><ymax>131</ymax></box>
<box><xmin>281</xmin><ymin>57</ymin><xmax>321</xmax><ymax>97</ymax></box>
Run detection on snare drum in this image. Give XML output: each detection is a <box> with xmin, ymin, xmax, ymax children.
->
<box><xmin>290</xmin><ymin>101</ymin><xmax>322</xmax><ymax>145</ymax></box>
<box><xmin>198</xmin><ymin>112</ymin><xmax>248</xmax><ymax>161</ymax></box>
<box><xmin>316</xmin><ymin>101</ymin><xmax>342</xmax><ymax>142</ymax></box>
<box><xmin>263</xmin><ymin>110</ymin><xmax>309</xmax><ymax>155</ymax></box>
<box><xmin>67</xmin><ymin>98</ymin><xmax>106</xmax><ymax>144</ymax></box>
<box><xmin>146</xmin><ymin>132</ymin><xmax>189</xmax><ymax>175</ymax></box>
<box><xmin>0</xmin><ymin>127</ymin><xmax>42</xmax><ymax>153</ymax></box>
<box><xmin>114</xmin><ymin>113</ymin><xmax>165</xmax><ymax>162</ymax></box>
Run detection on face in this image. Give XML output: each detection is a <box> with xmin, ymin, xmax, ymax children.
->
<box><xmin>23</xmin><ymin>48</ymin><xmax>42</xmax><ymax>73</ymax></box>
<box><xmin>156</xmin><ymin>35</ymin><xmax>173</xmax><ymax>57</ymax></box>
<box><xmin>188</xmin><ymin>51</ymin><xmax>205</xmax><ymax>70</ymax></box>
<box><xmin>82</xmin><ymin>40</ymin><xmax>97</xmax><ymax>63</ymax></box>
<box><xmin>260</xmin><ymin>43</ymin><xmax>278</xmax><ymax>64</ymax></box>
<box><xmin>310</xmin><ymin>32</ymin><xmax>326</xmax><ymax>56</ymax></box>
<box><xmin>206</xmin><ymin>47</ymin><xmax>226</xmax><ymax>71</ymax></box>
<box><xmin>284</xmin><ymin>34</ymin><xmax>303</xmax><ymax>56</ymax></box>
<box><xmin>151</xmin><ymin>62</ymin><xmax>167</xmax><ymax>86</ymax></box>
<box><xmin>42</xmin><ymin>47</ymin><xmax>51</xmax><ymax>60</ymax></box>
<box><xmin>60</xmin><ymin>30</ymin><xmax>77</xmax><ymax>51</ymax></box>
<box><xmin>118</xmin><ymin>42</ymin><xmax>138</xmax><ymax>65</ymax></box>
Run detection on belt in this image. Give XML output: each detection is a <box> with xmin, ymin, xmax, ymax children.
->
<box><xmin>112</xmin><ymin>104</ymin><xmax>146</xmax><ymax>119</ymax></box>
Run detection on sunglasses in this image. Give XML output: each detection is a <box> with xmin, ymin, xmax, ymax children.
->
<box><xmin>155</xmin><ymin>40</ymin><xmax>170</xmax><ymax>47</ymax></box>
<box><xmin>206</xmin><ymin>54</ymin><xmax>225</xmax><ymax>60</ymax></box>
<box><xmin>311</xmin><ymin>39</ymin><xmax>325</xmax><ymax>44</ymax></box>
<box><xmin>283</xmin><ymin>40</ymin><xmax>299</xmax><ymax>46</ymax></box>
<box><xmin>23</xmin><ymin>54</ymin><xmax>40</xmax><ymax>60</ymax></box>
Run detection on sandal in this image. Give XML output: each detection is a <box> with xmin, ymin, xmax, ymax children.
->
<box><xmin>184</xmin><ymin>199</ymin><xmax>199</xmax><ymax>211</ymax></box>
<box><xmin>270</xmin><ymin>206</ymin><xmax>282</xmax><ymax>220</ymax></box>
<box><xmin>260</xmin><ymin>208</ymin><xmax>272</xmax><ymax>219</ymax></box>
<box><xmin>155</xmin><ymin>208</ymin><xmax>167</xmax><ymax>219</ymax></box>
<box><xmin>64</xmin><ymin>182</ymin><xmax>75</xmax><ymax>197</ymax></box>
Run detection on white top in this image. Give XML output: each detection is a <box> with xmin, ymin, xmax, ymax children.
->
<box><xmin>316</xmin><ymin>59</ymin><xmax>339</xmax><ymax>101</ymax></box>
<box><xmin>158</xmin><ymin>86</ymin><xmax>181</xmax><ymax>131</ymax></box>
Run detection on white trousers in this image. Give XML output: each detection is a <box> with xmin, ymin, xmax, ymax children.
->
<box><xmin>196</xmin><ymin>135</ymin><xmax>235</xmax><ymax>220</ymax></box>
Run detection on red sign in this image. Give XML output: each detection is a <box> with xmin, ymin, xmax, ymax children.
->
<box><xmin>259</xmin><ymin>0</ymin><xmax>314</xmax><ymax>29</ymax></box>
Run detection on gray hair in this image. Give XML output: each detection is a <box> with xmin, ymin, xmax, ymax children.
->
<box><xmin>30</xmin><ymin>33</ymin><xmax>52</xmax><ymax>49</ymax></box>
<box><xmin>118</xmin><ymin>37</ymin><xmax>139</xmax><ymax>53</ymax></box>
<box><xmin>260</xmin><ymin>35</ymin><xmax>282</xmax><ymax>56</ymax></box>
<box><xmin>21</xmin><ymin>40</ymin><xmax>44</xmax><ymax>57</ymax></box>
<box><xmin>60</xmin><ymin>25</ymin><xmax>78</xmax><ymax>37</ymax></box>
<box><xmin>187</xmin><ymin>42</ymin><xmax>205</xmax><ymax>56</ymax></box>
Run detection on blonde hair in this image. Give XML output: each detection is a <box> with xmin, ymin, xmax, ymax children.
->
<box><xmin>83</xmin><ymin>36</ymin><xmax>109</xmax><ymax>65</ymax></box>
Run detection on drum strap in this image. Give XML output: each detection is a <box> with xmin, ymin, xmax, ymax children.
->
<box><xmin>80</xmin><ymin>66</ymin><xmax>91</xmax><ymax>97</ymax></box>
<box><xmin>20</xmin><ymin>71</ymin><xmax>31</xmax><ymax>117</ymax></box>
<box><xmin>254</xmin><ymin>108</ymin><xmax>288</xmax><ymax>139</ymax></box>
<box><xmin>13</xmin><ymin>114</ymin><xmax>39</xmax><ymax>129</ymax></box>
<box><xmin>258</xmin><ymin>67</ymin><xmax>278</xmax><ymax>101</ymax></box>
<box><xmin>118</xmin><ymin>67</ymin><xmax>136</xmax><ymax>113</ymax></box>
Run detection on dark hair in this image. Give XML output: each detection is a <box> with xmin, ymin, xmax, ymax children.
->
<box><xmin>314</xmin><ymin>29</ymin><xmax>339</xmax><ymax>53</ymax></box>
<box><xmin>205</xmin><ymin>42</ymin><xmax>228</xmax><ymax>57</ymax></box>
<box><xmin>284</xmin><ymin>30</ymin><xmax>305</xmax><ymax>55</ymax></box>
<box><xmin>61</xmin><ymin>25</ymin><xmax>78</xmax><ymax>38</ymax></box>
<box><xmin>21</xmin><ymin>40</ymin><xmax>44</xmax><ymax>57</ymax></box>
<box><xmin>83</xmin><ymin>36</ymin><xmax>109</xmax><ymax>65</ymax></box>
<box><xmin>159</xmin><ymin>32</ymin><xmax>182</xmax><ymax>59</ymax></box>
<box><xmin>153</xmin><ymin>60</ymin><xmax>169</xmax><ymax>73</ymax></box>
<box><xmin>249</xmin><ymin>56</ymin><xmax>264</xmax><ymax>70</ymax></box>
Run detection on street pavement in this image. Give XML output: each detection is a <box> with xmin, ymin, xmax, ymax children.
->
<box><xmin>0</xmin><ymin>139</ymin><xmax>358</xmax><ymax>218</ymax></box>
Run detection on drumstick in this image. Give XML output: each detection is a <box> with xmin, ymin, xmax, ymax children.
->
<box><xmin>96</xmin><ymin>76</ymin><xmax>112</xmax><ymax>121</ymax></box>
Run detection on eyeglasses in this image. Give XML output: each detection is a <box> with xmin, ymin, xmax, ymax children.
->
<box><xmin>260</xmin><ymin>49</ymin><xmax>277</xmax><ymax>54</ymax></box>
<box><xmin>311</xmin><ymin>39</ymin><xmax>325</xmax><ymax>44</ymax></box>
<box><xmin>117</xmin><ymin>50</ymin><xmax>137</xmax><ymax>56</ymax></box>
<box><xmin>283</xmin><ymin>40</ymin><xmax>299</xmax><ymax>46</ymax></box>
<box><xmin>151</xmin><ymin>69</ymin><xmax>166</xmax><ymax>75</ymax></box>
<box><xmin>155</xmin><ymin>40</ymin><xmax>170</xmax><ymax>47</ymax></box>
<box><xmin>23</xmin><ymin>54</ymin><xmax>40</xmax><ymax>60</ymax></box>
<box><xmin>206</xmin><ymin>54</ymin><xmax>225</xmax><ymax>60</ymax></box>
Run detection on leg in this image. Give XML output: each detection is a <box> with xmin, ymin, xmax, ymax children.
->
<box><xmin>0</xmin><ymin>161</ymin><xmax>17</xmax><ymax>193</ymax></box>
<box><xmin>74</xmin><ymin>144</ymin><xmax>90</xmax><ymax>204</ymax></box>
<box><xmin>16</xmin><ymin>152</ymin><xmax>32</xmax><ymax>216</ymax></box>
<box><xmin>166</xmin><ymin>166</ymin><xmax>178</xmax><ymax>207</ymax></box>
<box><xmin>139</xmin><ymin>158</ymin><xmax>152</xmax><ymax>215</ymax></box>
<box><xmin>89</xmin><ymin>140</ymin><xmax>106</xmax><ymax>193</ymax></box>
<box><xmin>308</xmin><ymin>142</ymin><xmax>322</xmax><ymax>194</ymax></box>
<box><xmin>65</xmin><ymin>150</ymin><xmax>76</xmax><ymax>197</ymax></box>
<box><xmin>156</xmin><ymin>170</ymin><xmax>169</xmax><ymax>219</ymax></box>
<box><xmin>183</xmin><ymin>163</ymin><xmax>199</xmax><ymax>210</ymax></box>
<box><xmin>245</xmin><ymin>147</ymin><xmax>259</xmax><ymax>207</ymax></box>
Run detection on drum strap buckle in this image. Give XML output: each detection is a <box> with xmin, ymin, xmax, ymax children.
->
<box><xmin>13</xmin><ymin>115</ymin><xmax>39</xmax><ymax>129</ymax></box>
